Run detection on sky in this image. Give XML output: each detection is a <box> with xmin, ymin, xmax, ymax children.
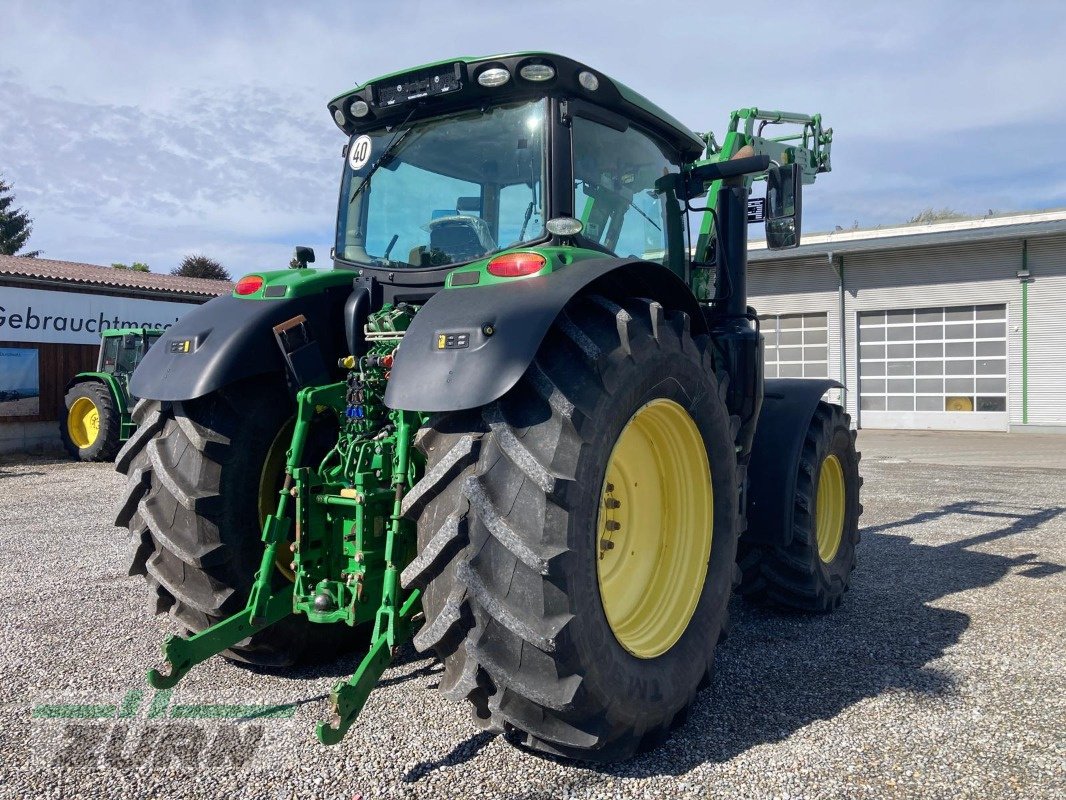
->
<box><xmin>2</xmin><ymin>0</ymin><xmax>1065</xmax><ymax>278</ymax></box>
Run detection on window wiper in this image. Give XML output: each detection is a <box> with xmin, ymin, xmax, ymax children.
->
<box><xmin>626</xmin><ymin>193</ymin><xmax>662</xmax><ymax>231</ymax></box>
<box><xmin>349</xmin><ymin>108</ymin><xmax>420</xmax><ymax>206</ymax></box>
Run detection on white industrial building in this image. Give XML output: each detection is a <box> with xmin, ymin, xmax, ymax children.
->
<box><xmin>748</xmin><ymin>210</ymin><xmax>1066</xmax><ymax>432</ymax></box>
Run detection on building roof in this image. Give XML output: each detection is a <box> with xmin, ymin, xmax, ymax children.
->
<box><xmin>0</xmin><ymin>254</ymin><xmax>232</xmax><ymax>299</ymax></box>
<box><xmin>750</xmin><ymin>209</ymin><xmax>1066</xmax><ymax>262</ymax></box>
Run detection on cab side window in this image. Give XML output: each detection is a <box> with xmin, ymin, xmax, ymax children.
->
<box><xmin>571</xmin><ymin>116</ymin><xmax>679</xmax><ymax>264</ymax></box>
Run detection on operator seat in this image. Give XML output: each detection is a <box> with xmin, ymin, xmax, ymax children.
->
<box><xmin>426</xmin><ymin>215</ymin><xmax>496</xmax><ymax>263</ymax></box>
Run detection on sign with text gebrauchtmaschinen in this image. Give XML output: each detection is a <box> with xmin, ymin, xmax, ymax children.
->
<box><xmin>0</xmin><ymin>286</ymin><xmax>201</xmax><ymax>345</ymax></box>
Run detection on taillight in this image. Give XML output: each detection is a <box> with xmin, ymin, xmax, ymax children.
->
<box><xmin>486</xmin><ymin>252</ymin><xmax>547</xmax><ymax>278</ymax></box>
<box><xmin>234</xmin><ymin>275</ymin><xmax>264</xmax><ymax>295</ymax></box>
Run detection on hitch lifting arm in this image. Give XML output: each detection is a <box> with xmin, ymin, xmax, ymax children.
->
<box><xmin>147</xmin><ymin>347</ymin><xmax>423</xmax><ymax>743</ymax></box>
<box><xmin>145</xmin><ymin>381</ymin><xmax>336</xmax><ymax>691</ymax></box>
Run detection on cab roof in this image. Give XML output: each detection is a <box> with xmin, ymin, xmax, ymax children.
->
<box><xmin>328</xmin><ymin>52</ymin><xmax>707</xmax><ymax>161</ymax></box>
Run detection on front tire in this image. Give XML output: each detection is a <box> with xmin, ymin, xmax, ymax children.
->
<box><xmin>738</xmin><ymin>402</ymin><xmax>862</xmax><ymax>611</ymax></box>
<box><xmin>402</xmin><ymin>295</ymin><xmax>739</xmax><ymax>761</ymax></box>
<box><xmin>61</xmin><ymin>380</ymin><xmax>121</xmax><ymax>461</ymax></box>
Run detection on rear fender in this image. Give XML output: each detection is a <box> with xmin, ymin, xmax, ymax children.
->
<box><xmin>384</xmin><ymin>258</ymin><xmax>705</xmax><ymax>412</ymax></box>
<box><xmin>66</xmin><ymin>372</ymin><xmax>128</xmax><ymax>416</ymax></box>
<box><xmin>745</xmin><ymin>378</ymin><xmax>844</xmax><ymax>547</ymax></box>
<box><xmin>129</xmin><ymin>289</ymin><xmax>350</xmax><ymax>402</ymax></box>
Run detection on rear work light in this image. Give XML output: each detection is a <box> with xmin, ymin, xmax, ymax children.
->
<box><xmin>234</xmin><ymin>275</ymin><xmax>264</xmax><ymax>295</ymax></box>
<box><xmin>486</xmin><ymin>252</ymin><xmax>547</xmax><ymax>278</ymax></box>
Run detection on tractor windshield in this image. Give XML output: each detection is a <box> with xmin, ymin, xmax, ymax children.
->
<box><xmin>335</xmin><ymin>99</ymin><xmax>547</xmax><ymax>269</ymax></box>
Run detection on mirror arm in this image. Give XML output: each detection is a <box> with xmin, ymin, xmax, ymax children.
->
<box><xmin>661</xmin><ymin>155</ymin><xmax>770</xmax><ymax>202</ymax></box>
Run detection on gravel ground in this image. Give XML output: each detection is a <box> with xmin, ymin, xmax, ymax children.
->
<box><xmin>0</xmin><ymin>432</ymin><xmax>1063</xmax><ymax>799</ymax></box>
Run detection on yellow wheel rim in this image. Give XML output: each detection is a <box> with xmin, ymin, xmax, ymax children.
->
<box><xmin>815</xmin><ymin>454</ymin><xmax>846</xmax><ymax>563</ymax></box>
<box><xmin>945</xmin><ymin>396</ymin><xmax>974</xmax><ymax>412</ymax></box>
<box><xmin>67</xmin><ymin>397</ymin><xmax>100</xmax><ymax>449</ymax></box>
<box><xmin>259</xmin><ymin>419</ymin><xmax>296</xmax><ymax>582</ymax></box>
<box><xmin>596</xmin><ymin>399</ymin><xmax>714</xmax><ymax>659</ymax></box>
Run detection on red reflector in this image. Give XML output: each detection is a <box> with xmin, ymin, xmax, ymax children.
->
<box><xmin>234</xmin><ymin>275</ymin><xmax>264</xmax><ymax>295</ymax></box>
<box><xmin>486</xmin><ymin>252</ymin><xmax>546</xmax><ymax>278</ymax></box>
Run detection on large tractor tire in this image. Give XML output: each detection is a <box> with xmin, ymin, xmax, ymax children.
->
<box><xmin>401</xmin><ymin>295</ymin><xmax>740</xmax><ymax>761</ymax></box>
<box><xmin>61</xmin><ymin>380</ymin><xmax>121</xmax><ymax>461</ymax></box>
<box><xmin>737</xmin><ymin>403</ymin><xmax>862</xmax><ymax>611</ymax></box>
<box><xmin>113</xmin><ymin>376</ymin><xmax>357</xmax><ymax>666</ymax></box>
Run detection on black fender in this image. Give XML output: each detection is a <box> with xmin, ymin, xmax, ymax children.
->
<box><xmin>64</xmin><ymin>373</ymin><xmax>129</xmax><ymax>416</ymax></box>
<box><xmin>745</xmin><ymin>378</ymin><xmax>844</xmax><ymax>547</ymax></box>
<box><xmin>129</xmin><ymin>288</ymin><xmax>350</xmax><ymax>402</ymax></box>
<box><xmin>384</xmin><ymin>258</ymin><xmax>706</xmax><ymax>412</ymax></box>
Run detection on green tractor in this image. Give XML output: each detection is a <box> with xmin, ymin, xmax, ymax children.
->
<box><xmin>61</xmin><ymin>327</ymin><xmax>163</xmax><ymax>461</ymax></box>
<box><xmin>115</xmin><ymin>53</ymin><xmax>860</xmax><ymax>761</ymax></box>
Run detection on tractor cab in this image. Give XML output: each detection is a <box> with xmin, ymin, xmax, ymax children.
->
<box><xmin>328</xmin><ymin>53</ymin><xmax>708</xmax><ymax>290</ymax></box>
<box><xmin>327</xmin><ymin>53</ymin><xmax>830</xmax><ymax>301</ymax></box>
<box><xmin>98</xmin><ymin>328</ymin><xmax>162</xmax><ymax>380</ymax></box>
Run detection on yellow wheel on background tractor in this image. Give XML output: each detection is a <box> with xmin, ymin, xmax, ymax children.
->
<box><xmin>596</xmin><ymin>399</ymin><xmax>713</xmax><ymax>658</ymax></box>
<box><xmin>67</xmin><ymin>397</ymin><xmax>100</xmax><ymax>449</ymax></box>
<box><xmin>60</xmin><ymin>380</ymin><xmax>121</xmax><ymax>461</ymax></box>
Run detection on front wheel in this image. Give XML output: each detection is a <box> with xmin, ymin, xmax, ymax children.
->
<box><xmin>61</xmin><ymin>380</ymin><xmax>121</xmax><ymax>461</ymax></box>
<box><xmin>738</xmin><ymin>402</ymin><xmax>862</xmax><ymax>611</ymax></box>
<box><xmin>402</xmin><ymin>295</ymin><xmax>740</xmax><ymax>761</ymax></box>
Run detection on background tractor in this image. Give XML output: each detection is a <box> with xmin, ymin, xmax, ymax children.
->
<box><xmin>62</xmin><ymin>327</ymin><xmax>162</xmax><ymax>461</ymax></box>
<box><xmin>114</xmin><ymin>53</ymin><xmax>860</xmax><ymax>762</ymax></box>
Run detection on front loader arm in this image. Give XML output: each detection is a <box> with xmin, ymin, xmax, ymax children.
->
<box><xmin>691</xmin><ymin>108</ymin><xmax>833</xmax><ymax>299</ymax></box>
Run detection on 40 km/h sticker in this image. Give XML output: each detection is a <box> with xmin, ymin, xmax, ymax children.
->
<box><xmin>348</xmin><ymin>135</ymin><xmax>373</xmax><ymax>171</ymax></box>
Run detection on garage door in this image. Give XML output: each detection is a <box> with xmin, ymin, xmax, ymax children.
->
<box><xmin>762</xmin><ymin>312</ymin><xmax>828</xmax><ymax>379</ymax></box>
<box><xmin>858</xmin><ymin>304</ymin><xmax>1008</xmax><ymax>430</ymax></box>
<box><xmin>762</xmin><ymin>312</ymin><xmax>843</xmax><ymax>403</ymax></box>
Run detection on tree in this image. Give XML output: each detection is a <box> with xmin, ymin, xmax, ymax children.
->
<box><xmin>0</xmin><ymin>174</ymin><xmax>40</xmax><ymax>257</ymax></box>
<box><xmin>112</xmin><ymin>262</ymin><xmax>151</xmax><ymax>272</ymax></box>
<box><xmin>171</xmin><ymin>254</ymin><xmax>230</xmax><ymax>281</ymax></box>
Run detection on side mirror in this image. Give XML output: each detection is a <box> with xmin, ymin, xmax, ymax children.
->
<box><xmin>292</xmin><ymin>246</ymin><xmax>316</xmax><ymax>269</ymax></box>
<box><xmin>765</xmin><ymin>163</ymin><xmax>802</xmax><ymax>249</ymax></box>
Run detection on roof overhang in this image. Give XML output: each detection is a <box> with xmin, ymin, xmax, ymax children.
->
<box><xmin>749</xmin><ymin>210</ymin><xmax>1066</xmax><ymax>263</ymax></box>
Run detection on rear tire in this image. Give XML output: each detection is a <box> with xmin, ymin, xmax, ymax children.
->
<box><xmin>114</xmin><ymin>377</ymin><xmax>359</xmax><ymax>666</ymax></box>
<box><xmin>738</xmin><ymin>402</ymin><xmax>862</xmax><ymax>611</ymax></box>
<box><xmin>61</xmin><ymin>380</ymin><xmax>121</xmax><ymax>461</ymax></box>
<box><xmin>402</xmin><ymin>295</ymin><xmax>740</xmax><ymax>761</ymax></box>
